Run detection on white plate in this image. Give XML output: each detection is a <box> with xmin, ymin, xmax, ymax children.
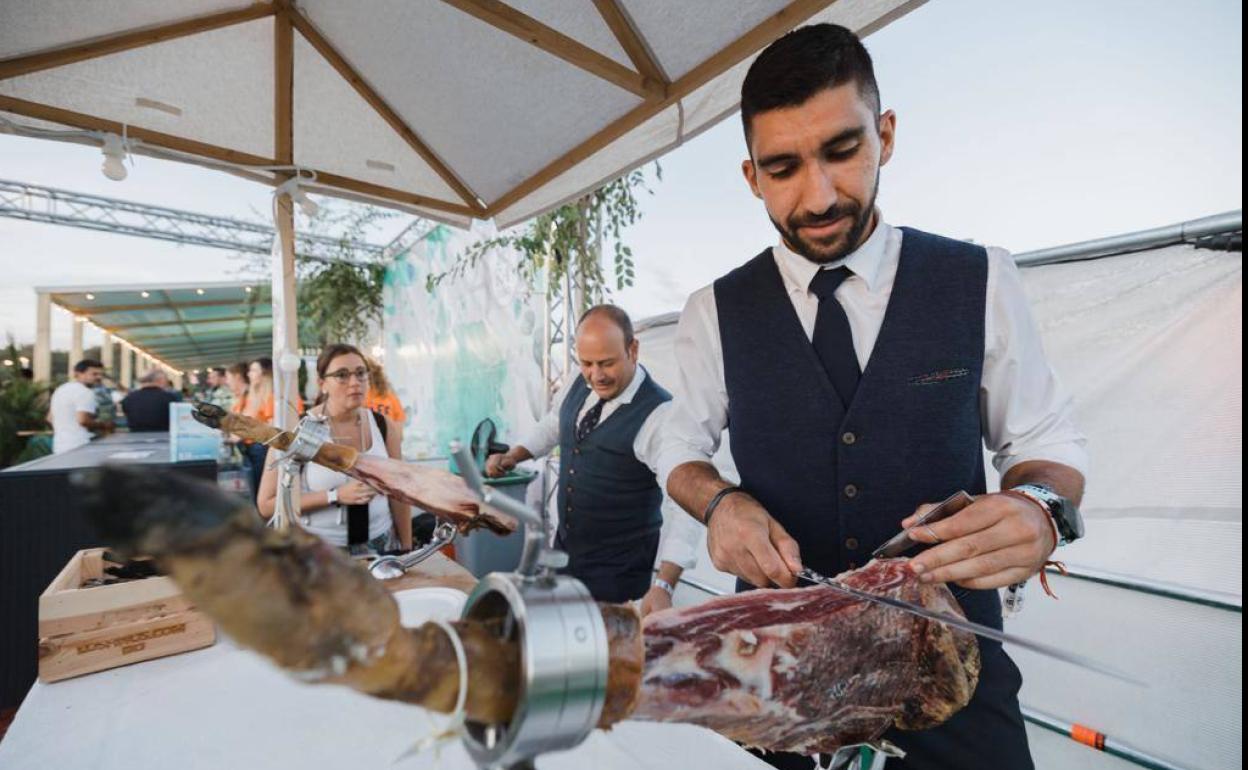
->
<box><xmin>392</xmin><ymin>587</ymin><xmax>467</xmax><ymax>627</ymax></box>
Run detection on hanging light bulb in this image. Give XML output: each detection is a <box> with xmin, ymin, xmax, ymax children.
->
<box><xmin>100</xmin><ymin>133</ymin><xmax>128</xmax><ymax>181</ymax></box>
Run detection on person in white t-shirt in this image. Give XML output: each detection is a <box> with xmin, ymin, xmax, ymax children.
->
<box><xmin>49</xmin><ymin>359</ymin><xmax>112</xmax><ymax>454</ymax></box>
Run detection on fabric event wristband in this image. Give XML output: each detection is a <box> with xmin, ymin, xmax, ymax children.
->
<box><xmin>653</xmin><ymin>577</ymin><xmax>675</xmax><ymax>595</ymax></box>
<box><xmin>703</xmin><ymin>485</ymin><xmax>747</xmax><ymax>528</ymax></box>
<box><xmin>997</xmin><ymin>489</ymin><xmax>1067</xmax><ymax>599</ymax></box>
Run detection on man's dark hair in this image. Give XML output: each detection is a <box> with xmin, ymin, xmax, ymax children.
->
<box><xmin>740</xmin><ymin>23</ymin><xmax>880</xmax><ymax>148</ymax></box>
<box><xmin>74</xmin><ymin>358</ymin><xmax>104</xmax><ymax>373</ymax></box>
<box><xmin>577</xmin><ymin>304</ymin><xmax>635</xmax><ymax>347</ymax></box>
<box><xmin>210</xmin><ymin>366</ymin><xmax>226</xmax><ymax>377</ymax></box>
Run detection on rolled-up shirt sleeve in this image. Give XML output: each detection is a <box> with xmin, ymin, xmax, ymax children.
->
<box><xmin>514</xmin><ymin>378</ymin><xmax>574</xmax><ymax>460</ymax></box>
<box><xmin>657</xmin><ymin>504</ymin><xmax>703</xmax><ymax>570</ymax></box>
<box><xmin>636</xmin><ymin>401</ymin><xmax>702</xmax><ymax>570</ymax></box>
<box><xmin>655</xmin><ymin>286</ymin><xmax>730</xmax><ymax>487</ymax></box>
<box><xmin>981</xmin><ymin>248</ymin><xmax>1089</xmax><ymax>478</ymax></box>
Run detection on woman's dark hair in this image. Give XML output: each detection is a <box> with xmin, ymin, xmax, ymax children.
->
<box><xmin>227</xmin><ymin>362</ymin><xmax>249</xmax><ymax>382</ymax></box>
<box><xmin>250</xmin><ymin>357</ymin><xmax>273</xmax><ymax>376</ymax></box>
<box><xmin>740</xmin><ymin>23</ymin><xmax>880</xmax><ymax>148</ymax></box>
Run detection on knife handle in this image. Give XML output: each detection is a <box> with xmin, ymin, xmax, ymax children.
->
<box><xmin>871</xmin><ymin>490</ymin><xmax>976</xmax><ymax>559</ymax></box>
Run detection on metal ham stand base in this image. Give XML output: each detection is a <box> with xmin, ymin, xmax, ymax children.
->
<box><xmin>276</xmin><ymin>419</ymin><xmax>609</xmax><ymax>769</ymax></box>
<box><xmin>452</xmin><ymin>442</ymin><xmax>610</xmax><ymax>770</ymax></box>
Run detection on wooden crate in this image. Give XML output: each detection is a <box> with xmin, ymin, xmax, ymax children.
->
<box><xmin>37</xmin><ymin>549</ymin><xmax>215</xmax><ymax>683</ymax></box>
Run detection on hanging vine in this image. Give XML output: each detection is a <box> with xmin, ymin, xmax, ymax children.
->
<box><xmin>426</xmin><ymin>163</ymin><xmax>661</xmax><ymax>309</ymax></box>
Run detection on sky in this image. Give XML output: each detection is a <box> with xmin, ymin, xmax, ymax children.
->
<box><xmin>0</xmin><ymin>0</ymin><xmax>1241</xmax><ymax>352</ymax></box>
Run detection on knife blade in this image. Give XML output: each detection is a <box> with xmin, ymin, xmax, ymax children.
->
<box><xmin>796</xmin><ymin>568</ymin><xmax>1145</xmax><ymax>686</ymax></box>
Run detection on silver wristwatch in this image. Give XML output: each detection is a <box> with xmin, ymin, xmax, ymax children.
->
<box><xmin>326</xmin><ymin>487</ymin><xmax>339</xmax><ymax>506</ymax></box>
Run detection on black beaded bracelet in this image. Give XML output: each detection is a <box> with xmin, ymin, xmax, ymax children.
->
<box><xmin>703</xmin><ymin>485</ymin><xmax>747</xmax><ymax>527</ymax></box>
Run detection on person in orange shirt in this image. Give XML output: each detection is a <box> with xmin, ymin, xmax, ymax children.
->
<box><xmin>241</xmin><ymin>357</ymin><xmax>303</xmax><ymax>504</ymax></box>
<box><xmin>364</xmin><ymin>356</ymin><xmax>405</xmax><ymax>426</ymax></box>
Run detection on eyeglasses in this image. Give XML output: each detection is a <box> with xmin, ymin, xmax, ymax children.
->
<box><xmin>325</xmin><ymin>367</ymin><xmax>370</xmax><ymax>384</ymax></box>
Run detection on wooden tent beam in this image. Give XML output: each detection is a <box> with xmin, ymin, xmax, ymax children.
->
<box><xmin>439</xmin><ymin>0</ymin><xmax>663</xmax><ymax>100</ymax></box>
<box><xmin>0</xmin><ymin>94</ymin><xmax>275</xmax><ymax>166</ymax></box>
<box><xmin>288</xmin><ymin>9</ymin><xmax>486</xmax><ymax>213</ymax></box>
<box><xmin>0</xmin><ymin>4</ymin><xmax>277</xmax><ymax>81</ymax></box>
<box><xmin>0</xmin><ymin>95</ymin><xmax>478</xmax><ymax>218</ymax></box>
<box><xmin>591</xmin><ymin>0</ymin><xmax>668</xmax><ymax>88</ymax></box>
<box><xmin>486</xmin><ymin>0</ymin><xmax>835</xmax><ymax>216</ymax></box>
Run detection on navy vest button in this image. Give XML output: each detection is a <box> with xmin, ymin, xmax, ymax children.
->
<box><xmin>842</xmin><ymin>431</ymin><xmax>856</xmax><ymax>445</ymax></box>
<box><xmin>845</xmin><ymin>537</ymin><xmax>859</xmax><ymax>550</ymax></box>
<box><xmin>844</xmin><ymin>484</ymin><xmax>859</xmax><ymax>498</ymax></box>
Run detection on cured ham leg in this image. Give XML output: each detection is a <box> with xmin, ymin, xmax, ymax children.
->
<box><xmin>632</xmin><ymin>560</ymin><xmax>980</xmax><ymax>754</ymax></box>
<box><xmin>191</xmin><ymin>402</ymin><xmax>515</xmax><ymax>535</ymax></box>
<box><xmin>77</xmin><ymin>466</ymin><xmax>639</xmax><ymax>728</ymax></box>
<box><xmin>77</xmin><ymin>467</ymin><xmax>977</xmax><ymax>755</ymax></box>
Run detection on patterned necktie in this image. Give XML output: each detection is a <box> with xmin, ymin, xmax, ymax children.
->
<box><xmin>808</xmin><ymin>266</ymin><xmax>861</xmax><ymax>407</ymax></box>
<box><xmin>576</xmin><ymin>397</ymin><xmax>607</xmax><ymax>441</ymax></box>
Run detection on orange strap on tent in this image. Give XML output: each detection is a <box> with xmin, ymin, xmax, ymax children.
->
<box><xmin>1071</xmin><ymin>723</ymin><xmax>1106</xmax><ymax>750</ymax></box>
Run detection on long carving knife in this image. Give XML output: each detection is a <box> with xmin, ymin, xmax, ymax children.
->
<box><xmin>795</xmin><ymin>568</ymin><xmax>1145</xmax><ymax>686</ymax></box>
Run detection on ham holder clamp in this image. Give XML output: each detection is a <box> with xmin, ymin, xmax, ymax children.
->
<box><xmin>449</xmin><ymin>441</ymin><xmax>610</xmax><ymax>770</ymax></box>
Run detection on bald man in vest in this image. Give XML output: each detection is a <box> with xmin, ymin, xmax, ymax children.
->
<box><xmin>487</xmin><ymin>305</ymin><xmax>681</xmax><ymax>603</ymax></box>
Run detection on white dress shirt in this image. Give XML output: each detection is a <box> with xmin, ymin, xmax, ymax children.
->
<box><xmin>656</xmin><ymin>216</ymin><xmax>1089</xmax><ymax>494</ymax></box>
<box><xmin>516</xmin><ymin>365</ymin><xmax>687</xmax><ymax>566</ymax></box>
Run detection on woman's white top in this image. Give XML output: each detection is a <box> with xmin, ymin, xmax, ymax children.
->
<box><xmin>301</xmin><ymin>410</ymin><xmax>390</xmax><ymax>546</ymax></box>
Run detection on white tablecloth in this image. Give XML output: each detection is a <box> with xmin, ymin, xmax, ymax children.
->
<box><xmin>0</xmin><ymin>590</ymin><xmax>770</xmax><ymax>770</ymax></box>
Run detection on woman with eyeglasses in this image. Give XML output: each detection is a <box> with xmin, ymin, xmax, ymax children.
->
<box><xmin>256</xmin><ymin>344</ymin><xmax>412</xmax><ymax>554</ymax></box>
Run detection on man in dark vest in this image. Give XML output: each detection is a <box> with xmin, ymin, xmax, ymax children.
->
<box><xmin>658</xmin><ymin>25</ymin><xmax>1088</xmax><ymax>770</ymax></box>
<box><xmin>486</xmin><ymin>304</ymin><xmax>677</xmax><ymax>603</ymax></box>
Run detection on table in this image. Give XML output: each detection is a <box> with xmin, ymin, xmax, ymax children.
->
<box><xmin>0</xmin><ymin>431</ymin><xmax>217</xmax><ymax>709</ymax></box>
<box><xmin>0</xmin><ymin>572</ymin><xmax>769</xmax><ymax>770</ymax></box>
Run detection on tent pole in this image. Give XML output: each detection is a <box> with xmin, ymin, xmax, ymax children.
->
<box><xmin>34</xmin><ymin>291</ymin><xmax>51</xmax><ymax>382</ymax></box>
<box><xmin>271</xmin><ymin>3</ymin><xmax>301</xmax><ymax>530</ymax></box>
<box><xmin>100</xmin><ymin>332</ymin><xmax>114</xmax><ymax>378</ymax></box>
<box><xmin>69</xmin><ymin>316</ymin><xmax>83</xmax><ymax>375</ymax></box>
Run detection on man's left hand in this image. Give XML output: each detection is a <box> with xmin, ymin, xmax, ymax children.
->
<box><xmin>903</xmin><ymin>493</ymin><xmax>1056</xmax><ymax>589</ymax></box>
<box><xmin>640</xmin><ymin>585</ymin><xmax>673</xmax><ymax>617</ymax></box>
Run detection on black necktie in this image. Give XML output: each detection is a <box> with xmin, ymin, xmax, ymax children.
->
<box><xmin>808</xmin><ymin>266</ymin><xmax>861</xmax><ymax>407</ymax></box>
<box><xmin>576</xmin><ymin>398</ymin><xmax>607</xmax><ymax>441</ymax></box>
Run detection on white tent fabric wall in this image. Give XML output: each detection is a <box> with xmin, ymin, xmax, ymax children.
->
<box><xmin>380</xmin><ymin>226</ymin><xmax>546</xmax><ymax>461</ymax></box>
<box><xmin>635</xmin><ymin>243</ymin><xmax>1242</xmax><ymax>769</ymax></box>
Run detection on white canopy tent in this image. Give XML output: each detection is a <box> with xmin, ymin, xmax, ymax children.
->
<box><xmin>0</xmin><ymin>0</ymin><xmax>922</xmax><ymax>428</ymax></box>
<box><xmin>0</xmin><ymin>0</ymin><xmax>925</xmax><ymax>226</ymax></box>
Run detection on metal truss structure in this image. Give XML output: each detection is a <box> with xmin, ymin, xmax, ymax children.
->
<box><xmin>0</xmin><ymin>177</ymin><xmax>390</xmax><ymax>264</ymax></box>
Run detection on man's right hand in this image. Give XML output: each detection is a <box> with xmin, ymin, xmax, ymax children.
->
<box><xmin>485</xmin><ymin>451</ymin><xmax>516</xmax><ymax>478</ymax></box>
<box><xmin>706</xmin><ymin>492</ymin><xmax>803</xmax><ymax>588</ymax></box>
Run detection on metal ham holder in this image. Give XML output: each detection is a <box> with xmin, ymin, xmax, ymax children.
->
<box><xmin>272</xmin><ymin>413</ymin><xmax>330</xmax><ymax>531</ymax></box>
<box><xmin>450</xmin><ymin>441</ymin><xmax>610</xmax><ymax>770</ymax></box>
<box><xmin>276</xmin><ymin>419</ymin><xmax>609</xmax><ymax>768</ymax></box>
<box><xmin>272</xmin><ymin>414</ymin><xmax>460</xmax><ymax>577</ymax></box>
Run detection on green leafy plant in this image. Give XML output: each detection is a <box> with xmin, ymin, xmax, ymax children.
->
<box><xmin>0</xmin><ymin>339</ymin><xmax>51</xmax><ymax>467</ymax></box>
<box><xmin>427</xmin><ymin>164</ymin><xmax>660</xmax><ymax>310</ymax></box>
<box><xmin>244</xmin><ymin>201</ymin><xmax>396</xmax><ymax>348</ymax></box>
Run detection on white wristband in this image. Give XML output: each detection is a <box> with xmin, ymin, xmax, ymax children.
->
<box><xmin>653</xmin><ymin>577</ymin><xmax>674</xmax><ymax>595</ymax></box>
<box><xmin>326</xmin><ymin>487</ymin><xmax>338</xmax><ymax>506</ymax></box>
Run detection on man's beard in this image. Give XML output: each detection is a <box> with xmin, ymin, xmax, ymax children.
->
<box><xmin>770</xmin><ymin>177</ymin><xmax>879</xmax><ymax>265</ymax></box>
